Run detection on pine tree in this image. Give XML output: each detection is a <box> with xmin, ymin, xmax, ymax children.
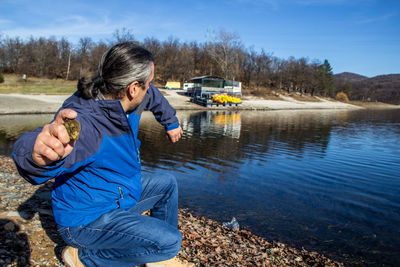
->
<box><xmin>317</xmin><ymin>60</ymin><xmax>335</xmax><ymax>97</ymax></box>
<box><xmin>343</xmin><ymin>80</ymin><xmax>352</xmax><ymax>99</ymax></box>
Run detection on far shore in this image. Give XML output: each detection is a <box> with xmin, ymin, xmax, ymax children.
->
<box><xmin>0</xmin><ymin>90</ymin><xmax>399</xmax><ymax>115</ymax></box>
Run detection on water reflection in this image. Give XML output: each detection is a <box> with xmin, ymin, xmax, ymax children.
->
<box><xmin>186</xmin><ymin>111</ymin><xmax>242</xmax><ymax>139</ymax></box>
<box><xmin>139</xmin><ymin>110</ymin><xmax>336</xmax><ymax>173</ymax></box>
<box><xmin>0</xmin><ymin>114</ymin><xmax>53</xmax><ymax>156</ymax></box>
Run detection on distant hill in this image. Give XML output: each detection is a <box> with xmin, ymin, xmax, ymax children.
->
<box><xmin>334</xmin><ymin>72</ymin><xmax>400</xmax><ymax>104</ymax></box>
<box><xmin>334</xmin><ymin>72</ymin><xmax>368</xmax><ymax>82</ymax></box>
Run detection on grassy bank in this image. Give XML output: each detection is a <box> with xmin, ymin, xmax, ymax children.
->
<box><xmin>0</xmin><ymin>74</ymin><xmax>76</xmax><ymax>95</ymax></box>
<box><xmin>349</xmin><ymin>100</ymin><xmax>400</xmax><ymax>109</ymax></box>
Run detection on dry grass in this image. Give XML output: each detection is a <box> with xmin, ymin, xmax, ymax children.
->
<box><xmin>0</xmin><ymin>74</ymin><xmax>76</xmax><ymax>95</ymax></box>
<box><xmin>243</xmin><ymin>86</ymin><xmax>323</xmax><ymax>102</ymax></box>
<box><xmin>242</xmin><ymin>87</ymin><xmax>283</xmax><ymax>100</ymax></box>
<box><xmin>350</xmin><ymin>101</ymin><xmax>400</xmax><ymax>109</ymax></box>
<box><xmin>287</xmin><ymin>93</ymin><xmax>321</xmax><ymax>102</ymax></box>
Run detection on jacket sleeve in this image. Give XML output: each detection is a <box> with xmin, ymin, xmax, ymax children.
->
<box><xmin>12</xmin><ymin>126</ymin><xmax>67</xmax><ymax>185</ymax></box>
<box><xmin>12</xmin><ymin>113</ymin><xmax>97</xmax><ymax>185</ymax></box>
<box><xmin>145</xmin><ymin>84</ymin><xmax>180</xmax><ymax>131</ymax></box>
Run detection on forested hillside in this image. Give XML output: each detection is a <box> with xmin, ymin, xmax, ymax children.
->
<box><xmin>335</xmin><ymin>72</ymin><xmax>400</xmax><ymax>104</ymax></box>
<box><xmin>0</xmin><ymin>29</ymin><xmax>338</xmax><ymax>97</ymax></box>
<box><xmin>0</xmin><ymin>29</ymin><xmax>398</xmax><ymax>103</ymax></box>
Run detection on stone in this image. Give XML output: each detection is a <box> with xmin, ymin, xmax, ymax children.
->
<box><xmin>4</xmin><ymin>221</ymin><xmax>15</xmax><ymax>231</ymax></box>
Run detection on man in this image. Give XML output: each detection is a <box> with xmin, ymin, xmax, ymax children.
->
<box><xmin>13</xmin><ymin>42</ymin><xmax>183</xmax><ymax>266</ymax></box>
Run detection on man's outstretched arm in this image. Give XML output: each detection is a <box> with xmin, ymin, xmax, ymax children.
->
<box><xmin>145</xmin><ymin>84</ymin><xmax>183</xmax><ymax>143</ymax></box>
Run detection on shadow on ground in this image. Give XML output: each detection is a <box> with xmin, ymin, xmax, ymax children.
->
<box><xmin>17</xmin><ymin>182</ymin><xmax>66</xmax><ymax>263</ymax></box>
<box><xmin>0</xmin><ymin>218</ymin><xmax>30</xmax><ymax>266</ymax></box>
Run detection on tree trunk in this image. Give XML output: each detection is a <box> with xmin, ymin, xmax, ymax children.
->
<box><xmin>66</xmin><ymin>51</ymin><xmax>71</xmax><ymax>80</ymax></box>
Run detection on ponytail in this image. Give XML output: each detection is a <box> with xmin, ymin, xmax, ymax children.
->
<box><xmin>77</xmin><ymin>76</ymin><xmax>105</xmax><ymax>100</ymax></box>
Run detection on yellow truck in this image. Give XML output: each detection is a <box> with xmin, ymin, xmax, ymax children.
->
<box><xmin>165</xmin><ymin>81</ymin><xmax>181</xmax><ymax>89</ymax></box>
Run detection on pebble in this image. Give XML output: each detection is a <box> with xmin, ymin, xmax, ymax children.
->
<box><xmin>2</xmin><ymin>211</ymin><xmax>20</xmax><ymax>217</ymax></box>
<box><xmin>4</xmin><ymin>221</ymin><xmax>15</xmax><ymax>231</ymax></box>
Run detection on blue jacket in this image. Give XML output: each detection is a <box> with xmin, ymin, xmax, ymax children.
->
<box><xmin>12</xmin><ymin>84</ymin><xmax>179</xmax><ymax>227</ymax></box>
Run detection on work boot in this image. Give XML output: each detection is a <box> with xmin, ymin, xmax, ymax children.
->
<box><xmin>62</xmin><ymin>246</ymin><xmax>84</xmax><ymax>267</ymax></box>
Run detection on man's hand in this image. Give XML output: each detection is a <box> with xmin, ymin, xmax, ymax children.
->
<box><xmin>166</xmin><ymin>126</ymin><xmax>183</xmax><ymax>143</ymax></box>
<box><xmin>32</xmin><ymin>109</ymin><xmax>77</xmax><ymax>166</ymax></box>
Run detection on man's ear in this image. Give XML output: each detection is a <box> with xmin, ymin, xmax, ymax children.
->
<box><xmin>127</xmin><ymin>81</ymin><xmax>140</xmax><ymax>99</ymax></box>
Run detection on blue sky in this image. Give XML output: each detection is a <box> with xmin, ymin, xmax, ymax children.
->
<box><xmin>1</xmin><ymin>0</ymin><xmax>399</xmax><ymax>77</ymax></box>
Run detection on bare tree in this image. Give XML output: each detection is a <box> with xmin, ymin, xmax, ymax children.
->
<box><xmin>4</xmin><ymin>37</ymin><xmax>23</xmax><ymax>73</ymax></box>
<box><xmin>78</xmin><ymin>37</ymin><xmax>94</xmax><ymax>77</ymax></box>
<box><xmin>111</xmin><ymin>28</ymin><xmax>137</xmax><ymax>44</ymax></box>
<box><xmin>90</xmin><ymin>41</ymin><xmax>109</xmax><ymax>74</ymax></box>
<box><xmin>143</xmin><ymin>37</ymin><xmax>162</xmax><ymax>62</ymax></box>
<box><xmin>58</xmin><ymin>38</ymin><xmax>72</xmax><ymax>80</ymax></box>
<box><xmin>0</xmin><ymin>34</ymin><xmax>5</xmax><ymax>69</ymax></box>
<box><xmin>207</xmin><ymin>29</ymin><xmax>242</xmax><ymax>80</ymax></box>
<box><xmin>158</xmin><ymin>36</ymin><xmax>181</xmax><ymax>82</ymax></box>
<box><xmin>178</xmin><ymin>43</ymin><xmax>195</xmax><ymax>82</ymax></box>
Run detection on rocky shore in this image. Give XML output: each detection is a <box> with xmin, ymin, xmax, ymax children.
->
<box><xmin>0</xmin><ymin>155</ymin><xmax>343</xmax><ymax>266</ymax></box>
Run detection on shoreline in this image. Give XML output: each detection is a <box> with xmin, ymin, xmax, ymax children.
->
<box><xmin>0</xmin><ymin>155</ymin><xmax>344</xmax><ymax>266</ymax></box>
<box><xmin>1</xmin><ymin>91</ymin><xmax>399</xmax><ymax>115</ymax></box>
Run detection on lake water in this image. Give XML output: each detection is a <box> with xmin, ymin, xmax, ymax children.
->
<box><xmin>1</xmin><ymin>109</ymin><xmax>399</xmax><ymax>266</ymax></box>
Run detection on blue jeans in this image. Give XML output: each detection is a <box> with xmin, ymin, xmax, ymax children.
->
<box><xmin>57</xmin><ymin>173</ymin><xmax>182</xmax><ymax>267</ymax></box>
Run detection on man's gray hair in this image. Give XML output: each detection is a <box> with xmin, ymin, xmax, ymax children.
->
<box><xmin>78</xmin><ymin>42</ymin><xmax>154</xmax><ymax>99</ymax></box>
